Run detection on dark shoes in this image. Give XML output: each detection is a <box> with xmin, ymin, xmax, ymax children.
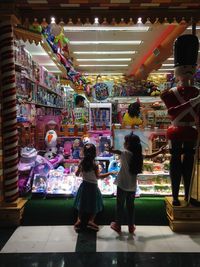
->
<box><xmin>172</xmin><ymin>199</ymin><xmax>181</xmax><ymax>206</ymax></box>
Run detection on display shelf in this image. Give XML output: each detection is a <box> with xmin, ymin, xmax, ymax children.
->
<box><xmin>17</xmin><ymin>99</ymin><xmax>64</xmax><ymax>109</ymax></box>
<box><xmin>34</xmin><ymin>102</ymin><xmax>63</xmax><ymax>109</ymax></box>
<box><xmin>89</xmin><ymin>102</ymin><xmax>112</xmax><ymax>130</ymax></box>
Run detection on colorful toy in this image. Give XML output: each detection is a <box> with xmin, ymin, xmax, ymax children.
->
<box><xmin>72</xmin><ymin>139</ymin><xmax>81</xmax><ymax>159</ymax></box>
<box><xmin>44</xmin><ymin>120</ymin><xmax>58</xmax><ymax>157</ymax></box>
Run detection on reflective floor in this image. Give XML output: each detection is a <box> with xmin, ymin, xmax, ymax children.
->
<box><xmin>0</xmin><ymin>226</ymin><xmax>200</xmax><ymax>266</ymax></box>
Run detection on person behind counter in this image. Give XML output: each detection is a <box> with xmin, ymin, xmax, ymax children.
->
<box><xmin>74</xmin><ymin>95</ymin><xmax>88</xmax><ymax>123</ymax></box>
<box><xmin>75</xmin><ymin>95</ymin><xmax>85</xmax><ymax>108</ymax></box>
<box><xmin>122</xmin><ymin>102</ymin><xmax>143</xmax><ymax>128</ymax></box>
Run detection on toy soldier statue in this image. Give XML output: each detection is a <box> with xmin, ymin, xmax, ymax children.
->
<box><xmin>161</xmin><ymin>34</ymin><xmax>200</xmax><ymax>206</ymax></box>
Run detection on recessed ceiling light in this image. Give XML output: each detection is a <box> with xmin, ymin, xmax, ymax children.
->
<box><xmin>73</xmin><ymin>51</ymin><xmax>136</xmax><ymax>55</ymax></box>
<box><xmin>162</xmin><ymin>64</ymin><xmax>174</xmax><ymax>66</ymax></box>
<box><xmin>77</xmin><ymin>58</ymin><xmax>131</xmax><ymax>62</ymax></box>
<box><xmin>151</xmin><ymin>72</ymin><xmax>172</xmax><ymax>75</ymax></box>
<box><xmin>79</xmin><ymin>64</ymin><xmax>128</xmax><ymax>67</ymax></box>
<box><xmin>84</xmin><ymin>72</ymin><xmax>124</xmax><ymax>75</ymax></box>
<box><xmin>187</xmin><ymin>26</ymin><xmax>200</xmax><ymax>30</ymax></box>
<box><xmin>70</xmin><ymin>41</ymin><xmax>141</xmax><ymax>45</ymax></box>
<box><xmin>31</xmin><ymin>52</ymin><xmax>48</xmax><ymax>56</ymax></box>
<box><xmin>42</xmin><ymin>62</ymin><xmax>57</xmax><ymax>66</ymax></box>
<box><xmin>158</xmin><ymin>68</ymin><xmax>174</xmax><ymax>71</ymax></box>
<box><xmin>64</xmin><ymin>26</ymin><xmax>149</xmax><ymax>32</ymax></box>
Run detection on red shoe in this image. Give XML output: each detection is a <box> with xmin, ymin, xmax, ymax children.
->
<box><xmin>128</xmin><ymin>225</ymin><xmax>136</xmax><ymax>234</ymax></box>
<box><xmin>110</xmin><ymin>222</ymin><xmax>121</xmax><ymax>234</ymax></box>
<box><xmin>87</xmin><ymin>221</ymin><xmax>99</xmax><ymax>231</ymax></box>
<box><xmin>74</xmin><ymin>220</ymin><xmax>81</xmax><ymax>231</ymax></box>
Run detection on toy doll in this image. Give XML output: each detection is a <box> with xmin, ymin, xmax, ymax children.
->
<box><xmin>160</xmin><ymin>34</ymin><xmax>200</xmax><ymax>206</ymax></box>
<box><xmin>72</xmin><ymin>139</ymin><xmax>81</xmax><ymax>159</ymax></box>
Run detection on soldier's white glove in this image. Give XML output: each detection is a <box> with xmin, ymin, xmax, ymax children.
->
<box><xmin>190</xmin><ymin>94</ymin><xmax>200</xmax><ymax>107</ymax></box>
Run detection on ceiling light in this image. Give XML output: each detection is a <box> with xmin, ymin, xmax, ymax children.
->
<box><xmin>137</xmin><ymin>17</ymin><xmax>142</xmax><ymax>24</ymax></box>
<box><xmin>77</xmin><ymin>58</ymin><xmax>131</xmax><ymax>62</ymax></box>
<box><xmin>162</xmin><ymin>64</ymin><xmax>174</xmax><ymax>66</ymax></box>
<box><xmin>167</xmin><ymin>58</ymin><xmax>174</xmax><ymax>60</ymax></box>
<box><xmin>151</xmin><ymin>72</ymin><xmax>172</xmax><ymax>75</ymax></box>
<box><xmin>84</xmin><ymin>72</ymin><xmax>124</xmax><ymax>75</ymax></box>
<box><xmin>30</xmin><ymin>52</ymin><xmax>48</xmax><ymax>56</ymax></box>
<box><xmin>79</xmin><ymin>64</ymin><xmax>128</xmax><ymax>67</ymax></box>
<box><xmin>94</xmin><ymin>17</ymin><xmax>99</xmax><ymax>25</ymax></box>
<box><xmin>42</xmin><ymin>62</ymin><xmax>57</xmax><ymax>66</ymax></box>
<box><xmin>51</xmin><ymin>17</ymin><xmax>56</xmax><ymax>24</ymax></box>
<box><xmin>70</xmin><ymin>41</ymin><xmax>141</xmax><ymax>45</ymax></box>
<box><xmin>158</xmin><ymin>68</ymin><xmax>174</xmax><ymax>71</ymax></box>
<box><xmin>187</xmin><ymin>26</ymin><xmax>200</xmax><ymax>30</ymax></box>
<box><xmin>64</xmin><ymin>26</ymin><xmax>149</xmax><ymax>32</ymax></box>
<box><xmin>73</xmin><ymin>51</ymin><xmax>136</xmax><ymax>55</ymax></box>
<box><xmin>51</xmin><ymin>70</ymin><xmax>62</xmax><ymax>73</ymax></box>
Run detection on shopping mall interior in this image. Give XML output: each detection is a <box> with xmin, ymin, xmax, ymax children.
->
<box><xmin>0</xmin><ymin>1</ymin><xmax>200</xmax><ymax>266</ymax></box>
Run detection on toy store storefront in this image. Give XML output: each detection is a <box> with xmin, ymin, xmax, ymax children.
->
<box><xmin>0</xmin><ymin>10</ymin><xmax>199</xmax><ymax>228</ymax></box>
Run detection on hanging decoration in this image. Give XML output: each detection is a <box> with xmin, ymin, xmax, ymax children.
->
<box><xmin>42</xmin><ymin>22</ymin><xmax>89</xmax><ymax>93</ymax></box>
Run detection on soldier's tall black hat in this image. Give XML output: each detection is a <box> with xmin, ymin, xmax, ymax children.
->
<box><xmin>174</xmin><ymin>34</ymin><xmax>199</xmax><ymax>67</ymax></box>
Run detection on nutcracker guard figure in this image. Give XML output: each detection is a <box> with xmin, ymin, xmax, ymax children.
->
<box><xmin>161</xmin><ymin>34</ymin><xmax>200</xmax><ymax>206</ymax></box>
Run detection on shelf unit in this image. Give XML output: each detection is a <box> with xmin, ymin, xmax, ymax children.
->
<box><xmin>89</xmin><ymin>102</ymin><xmax>112</xmax><ymax>130</ymax></box>
<box><xmin>14</xmin><ymin>39</ymin><xmax>66</xmax><ymax>148</ymax></box>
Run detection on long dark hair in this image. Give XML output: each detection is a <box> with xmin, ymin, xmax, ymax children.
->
<box><xmin>128</xmin><ymin>102</ymin><xmax>141</xmax><ymax>118</ymax></box>
<box><xmin>81</xmin><ymin>143</ymin><xmax>97</xmax><ymax>172</ymax></box>
<box><xmin>124</xmin><ymin>132</ymin><xmax>143</xmax><ymax>175</ymax></box>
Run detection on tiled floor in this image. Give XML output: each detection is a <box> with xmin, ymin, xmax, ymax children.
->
<box><xmin>1</xmin><ymin>225</ymin><xmax>200</xmax><ymax>253</ymax></box>
<box><xmin>0</xmin><ymin>226</ymin><xmax>200</xmax><ymax>266</ymax></box>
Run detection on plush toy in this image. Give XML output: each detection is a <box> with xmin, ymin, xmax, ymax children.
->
<box><xmin>44</xmin><ymin>120</ymin><xmax>58</xmax><ymax>157</ymax></box>
<box><xmin>160</xmin><ymin>34</ymin><xmax>200</xmax><ymax>206</ymax></box>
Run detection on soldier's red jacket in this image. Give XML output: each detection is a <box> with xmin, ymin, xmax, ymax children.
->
<box><xmin>161</xmin><ymin>86</ymin><xmax>200</xmax><ymax>141</ymax></box>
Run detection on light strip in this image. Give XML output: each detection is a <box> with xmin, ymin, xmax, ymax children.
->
<box><xmin>64</xmin><ymin>26</ymin><xmax>149</xmax><ymax>32</ymax></box>
<box><xmin>70</xmin><ymin>41</ymin><xmax>141</xmax><ymax>45</ymax></box>
<box><xmin>84</xmin><ymin>72</ymin><xmax>124</xmax><ymax>75</ymax></box>
<box><xmin>79</xmin><ymin>64</ymin><xmax>128</xmax><ymax>67</ymax></box>
<box><xmin>73</xmin><ymin>51</ymin><xmax>136</xmax><ymax>55</ymax></box>
<box><xmin>150</xmin><ymin>72</ymin><xmax>172</xmax><ymax>75</ymax></box>
<box><xmin>167</xmin><ymin>57</ymin><xmax>174</xmax><ymax>60</ymax></box>
<box><xmin>42</xmin><ymin>63</ymin><xmax>57</xmax><ymax>66</ymax></box>
<box><xmin>162</xmin><ymin>64</ymin><xmax>174</xmax><ymax>66</ymax></box>
<box><xmin>187</xmin><ymin>26</ymin><xmax>200</xmax><ymax>30</ymax></box>
<box><xmin>77</xmin><ymin>58</ymin><xmax>131</xmax><ymax>62</ymax></box>
<box><xmin>158</xmin><ymin>68</ymin><xmax>174</xmax><ymax>71</ymax></box>
<box><xmin>30</xmin><ymin>52</ymin><xmax>48</xmax><ymax>56</ymax></box>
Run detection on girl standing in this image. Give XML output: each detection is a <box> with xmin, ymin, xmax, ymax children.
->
<box><xmin>109</xmin><ymin>132</ymin><xmax>143</xmax><ymax>234</ymax></box>
<box><xmin>74</xmin><ymin>143</ymin><xmax>115</xmax><ymax>232</ymax></box>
